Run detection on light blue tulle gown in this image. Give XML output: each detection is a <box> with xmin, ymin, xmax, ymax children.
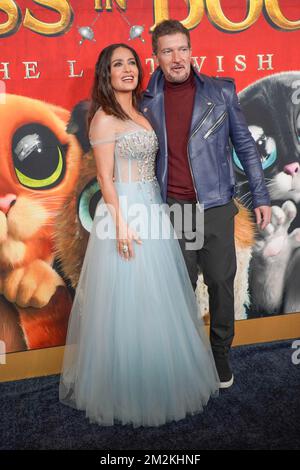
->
<box><xmin>59</xmin><ymin>118</ymin><xmax>219</xmax><ymax>427</ymax></box>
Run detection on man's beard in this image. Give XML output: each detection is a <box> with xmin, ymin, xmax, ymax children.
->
<box><xmin>166</xmin><ymin>69</ymin><xmax>190</xmax><ymax>83</ymax></box>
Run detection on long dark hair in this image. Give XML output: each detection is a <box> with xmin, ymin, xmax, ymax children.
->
<box><xmin>88</xmin><ymin>43</ymin><xmax>144</xmax><ymax>129</ymax></box>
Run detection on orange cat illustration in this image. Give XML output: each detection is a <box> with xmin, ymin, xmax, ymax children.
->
<box><xmin>0</xmin><ymin>94</ymin><xmax>83</xmax><ymax>352</ymax></box>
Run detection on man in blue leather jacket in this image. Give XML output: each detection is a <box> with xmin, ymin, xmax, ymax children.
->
<box><xmin>141</xmin><ymin>20</ymin><xmax>271</xmax><ymax>388</ymax></box>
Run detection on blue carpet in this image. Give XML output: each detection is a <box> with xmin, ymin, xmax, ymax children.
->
<box><xmin>0</xmin><ymin>340</ymin><xmax>299</xmax><ymax>450</ymax></box>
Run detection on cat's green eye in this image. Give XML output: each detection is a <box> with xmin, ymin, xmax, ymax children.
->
<box><xmin>78</xmin><ymin>179</ymin><xmax>102</xmax><ymax>233</ymax></box>
<box><xmin>15</xmin><ymin>146</ymin><xmax>63</xmax><ymax>188</ymax></box>
<box><xmin>233</xmin><ymin>127</ymin><xmax>277</xmax><ymax>172</ymax></box>
<box><xmin>12</xmin><ymin>124</ymin><xmax>66</xmax><ymax>190</ymax></box>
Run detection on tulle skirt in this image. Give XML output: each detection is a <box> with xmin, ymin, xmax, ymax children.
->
<box><xmin>59</xmin><ymin>180</ymin><xmax>219</xmax><ymax>427</ymax></box>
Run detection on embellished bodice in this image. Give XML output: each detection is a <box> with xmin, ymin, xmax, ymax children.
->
<box><xmin>114</xmin><ymin>128</ymin><xmax>158</xmax><ymax>183</ymax></box>
<box><xmin>89</xmin><ymin>116</ymin><xmax>159</xmax><ymax>184</ymax></box>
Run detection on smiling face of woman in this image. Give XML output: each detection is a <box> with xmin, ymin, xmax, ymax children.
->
<box><xmin>110</xmin><ymin>47</ymin><xmax>139</xmax><ymax>92</ymax></box>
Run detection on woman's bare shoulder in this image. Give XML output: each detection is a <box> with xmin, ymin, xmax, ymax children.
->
<box><xmin>90</xmin><ymin>109</ymin><xmax>137</xmax><ymax>142</ymax></box>
<box><xmin>89</xmin><ymin>110</ymin><xmax>119</xmax><ymax>145</ymax></box>
<box><xmin>90</xmin><ymin>109</ymin><xmax>117</xmax><ymax>128</ymax></box>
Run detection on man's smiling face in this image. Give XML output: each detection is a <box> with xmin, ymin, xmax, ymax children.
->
<box><xmin>155</xmin><ymin>33</ymin><xmax>192</xmax><ymax>83</ymax></box>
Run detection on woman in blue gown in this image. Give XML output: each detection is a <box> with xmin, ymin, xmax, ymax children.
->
<box><xmin>59</xmin><ymin>43</ymin><xmax>219</xmax><ymax>427</ymax></box>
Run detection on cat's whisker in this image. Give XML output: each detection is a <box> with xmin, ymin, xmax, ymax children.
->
<box><xmin>238</xmin><ymin>198</ymin><xmax>253</xmax><ymax>209</ymax></box>
<box><xmin>236</xmin><ymin>181</ymin><xmax>250</xmax><ymax>188</ymax></box>
<box><xmin>40</xmin><ymin>222</ymin><xmax>58</xmax><ymax>228</ymax></box>
<box><xmin>44</xmin><ymin>216</ymin><xmax>59</xmax><ymax>220</ymax></box>
<box><xmin>236</xmin><ymin>194</ymin><xmax>252</xmax><ymax>209</ymax></box>
<box><xmin>238</xmin><ymin>190</ymin><xmax>251</xmax><ymax>202</ymax></box>
<box><xmin>25</xmin><ymin>193</ymin><xmax>67</xmax><ymax>200</ymax></box>
<box><xmin>266</xmin><ymin>184</ymin><xmax>277</xmax><ymax>192</ymax></box>
<box><xmin>268</xmin><ymin>188</ymin><xmax>282</xmax><ymax>198</ymax></box>
<box><xmin>28</xmin><ymin>196</ymin><xmax>67</xmax><ymax>203</ymax></box>
<box><xmin>240</xmin><ymin>198</ymin><xmax>252</xmax><ymax>208</ymax></box>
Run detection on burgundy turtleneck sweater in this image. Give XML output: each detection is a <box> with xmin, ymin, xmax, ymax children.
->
<box><xmin>164</xmin><ymin>72</ymin><xmax>196</xmax><ymax>201</ymax></box>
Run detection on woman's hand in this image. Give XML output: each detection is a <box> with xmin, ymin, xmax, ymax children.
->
<box><xmin>117</xmin><ymin>224</ymin><xmax>142</xmax><ymax>260</ymax></box>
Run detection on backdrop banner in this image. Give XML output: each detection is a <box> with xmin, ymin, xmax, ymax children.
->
<box><xmin>1</xmin><ymin>0</ymin><xmax>300</xmax><ymax>353</ymax></box>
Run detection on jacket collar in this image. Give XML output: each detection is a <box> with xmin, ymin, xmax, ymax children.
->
<box><xmin>142</xmin><ymin>66</ymin><xmax>220</xmax><ymax>138</ymax></box>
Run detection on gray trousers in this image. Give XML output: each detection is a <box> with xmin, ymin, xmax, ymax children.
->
<box><xmin>167</xmin><ymin>197</ymin><xmax>239</xmax><ymax>357</ymax></box>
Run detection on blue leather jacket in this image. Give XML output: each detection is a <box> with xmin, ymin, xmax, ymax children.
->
<box><xmin>140</xmin><ymin>67</ymin><xmax>271</xmax><ymax>210</ymax></box>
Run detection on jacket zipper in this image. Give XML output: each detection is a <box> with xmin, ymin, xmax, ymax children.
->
<box><xmin>203</xmin><ymin>111</ymin><xmax>227</xmax><ymax>139</ymax></box>
<box><xmin>187</xmin><ymin>103</ymin><xmax>215</xmax><ymax>205</ymax></box>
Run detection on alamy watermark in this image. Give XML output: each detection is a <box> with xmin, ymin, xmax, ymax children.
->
<box><xmin>95</xmin><ymin>198</ymin><xmax>205</xmax><ymax>250</ymax></box>
<box><xmin>291</xmin><ymin>80</ymin><xmax>300</xmax><ymax>105</ymax></box>
<box><xmin>291</xmin><ymin>339</ymin><xmax>300</xmax><ymax>365</ymax></box>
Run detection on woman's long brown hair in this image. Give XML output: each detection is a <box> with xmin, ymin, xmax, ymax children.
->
<box><xmin>87</xmin><ymin>43</ymin><xmax>144</xmax><ymax>130</ymax></box>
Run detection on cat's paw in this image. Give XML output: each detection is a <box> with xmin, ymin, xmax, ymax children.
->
<box><xmin>253</xmin><ymin>201</ymin><xmax>300</xmax><ymax>258</ymax></box>
<box><xmin>2</xmin><ymin>260</ymin><xmax>64</xmax><ymax>308</ymax></box>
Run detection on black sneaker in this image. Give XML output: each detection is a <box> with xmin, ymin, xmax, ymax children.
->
<box><xmin>219</xmin><ymin>374</ymin><xmax>234</xmax><ymax>389</ymax></box>
<box><xmin>213</xmin><ymin>353</ymin><xmax>234</xmax><ymax>389</ymax></box>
